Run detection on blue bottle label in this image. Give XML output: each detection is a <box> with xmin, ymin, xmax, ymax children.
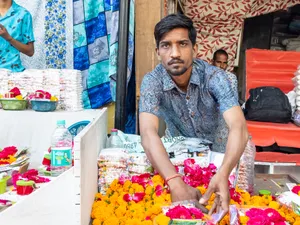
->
<box><xmin>51</xmin><ymin>147</ymin><xmax>72</xmax><ymax>167</ymax></box>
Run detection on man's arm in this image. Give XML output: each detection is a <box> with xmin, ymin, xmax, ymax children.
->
<box><xmin>0</xmin><ymin>24</ymin><xmax>34</xmax><ymax>57</ymax></box>
<box><xmin>140</xmin><ymin>112</ymin><xmax>208</xmax><ymax>212</ymax></box>
<box><xmin>221</xmin><ymin>106</ymin><xmax>248</xmax><ymax>177</ymax></box>
<box><xmin>9</xmin><ymin>39</ymin><xmax>34</xmax><ymax>57</ymax></box>
<box><xmin>140</xmin><ymin>112</ymin><xmax>178</xmax><ymax>180</ymax></box>
<box><xmin>200</xmin><ymin>106</ymin><xmax>248</xmax><ymax>216</ymax></box>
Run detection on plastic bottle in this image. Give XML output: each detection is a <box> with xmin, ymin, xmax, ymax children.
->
<box><xmin>50</xmin><ymin>120</ymin><xmax>73</xmax><ymax>176</ymax></box>
<box><xmin>236</xmin><ymin>135</ymin><xmax>256</xmax><ymax>194</ymax></box>
<box><xmin>107</xmin><ymin>129</ymin><xmax>123</xmax><ymax>148</ymax></box>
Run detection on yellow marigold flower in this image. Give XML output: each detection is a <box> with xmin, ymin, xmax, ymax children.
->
<box><xmin>115</xmin><ymin>205</ymin><xmax>127</xmax><ymax>218</ymax></box>
<box><xmin>129</xmin><ymin>187</ymin><xmax>135</xmax><ymax>194</ymax></box>
<box><xmin>92</xmin><ymin>218</ymin><xmax>101</xmax><ymax>225</ymax></box>
<box><xmin>155</xmin><ymin>214</ymin><xmax>170</xmax><ymax>225</ymax></box>
<box><xmin>132</xmin><ymin>183</ymin><xmax>144</xmax><ymax>193</ymax></box>
<box><xmin>145</xmin><ymin>186</ymin><xmax>154</xmax><ymax>195</ymax></box>
<box><xmin>8</xmin><ymin>155</ymin><xmax>16</xmax><ymax>164</ymax></box>
<box><xmin>149</xmin><ymin>205</ymin><xmax>162</xmax><ymax>215</ymax></box>
<box><xmin>197</xmin><ymin>186</ymin><xmax>206</xmax><ymax>195</ymax></box>
<box><xmin>141</xmin><ymin>220</ymin><xmax>153</xmax><ymax>225</ymax></box>
<box><xmin>294</xmin><ymin>221</ymin><xmax>300</xmax><ymax>225</ymax></box>
<box><xmin>152</xmin><ymin>175</ymin><xmax>164</xmax><ymax>186</ymax></box>
<box><xmin>123</xmin><ymin>180</ymin><xmax>132</xmax><ymax>192</ymax></box>
<box><xmin>125</xmin><ymin>218</ymin><xmax>141</xmax><ymax>225</ymax></box>
<box><xmin>268</xmin><ymin>201</ymin><xmax>280</xmax><ymax>210</ymax></box>
<box><xmin>219</xmin><ymin>214</ymin><xmax>229</xmax><ymax>225</ymax></box>
<box><xmin>285</xmin><ymin>215</ymin><xmax>295</xmax><ymax>224</ymax></box>
<box><xmin>103</xmin><ymin>216</ymin><xmax>120</xmax><ymax>225</ymax></box>
<box><xmin>240</xmin><ymin>216</ymin><xmax>249</xmax><ymax>224</ymax></box>
<box><xmin>95</xmin><ymin>193</ymin><xmax>103</xmax><ymax>200</ymax></box>
<box><xmin>110</xmin><ymin>179</ymin><xmax>120</xmax><ymax>191</ymax></box>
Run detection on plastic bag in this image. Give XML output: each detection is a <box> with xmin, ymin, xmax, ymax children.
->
<box><xmin>293</xmin><ymin>110</ymin><xmax>300</xmax><ymax>127</ymax></box>
<box><xmin>166</xmin><ymin>137</ymin><xmax>212</xmax><ymax>159</ymax></box>
<box><xmin>235</xmin><ymin>137</ymin><xmax>256</xmax><ymax>194</ymax></box>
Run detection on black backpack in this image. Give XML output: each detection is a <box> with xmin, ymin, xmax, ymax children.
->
<box><xmin>245</xmin><ymin>86</ymin><xmax>292</xmax><ymax>123</ymax></box>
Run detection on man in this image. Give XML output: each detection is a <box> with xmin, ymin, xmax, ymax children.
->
<box><xmin>139</xmin><ymin>14</ymin><xmax>248</xmax><ymax>217</ymax></box>
<box><xmin>212</xmin><ymin>49</ymin><xmax>238</xmax><ymax>96</ymax></box>
<box><xmin>0</xmin><ymin>0</ymin><xmax>35</xmax><ymax>72</ymax></box>
<box><xmin>212</xmin><ymin>49</ymin><xmax>229</xmax><ymax>70</ymax></box>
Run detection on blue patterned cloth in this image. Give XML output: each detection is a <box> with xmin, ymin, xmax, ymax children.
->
<box><xmin>45</xmin><ymin>0</ymin><xmax>67</xmax><ymax>69</ymax></box>
<box><xmin>73</xmin><ymin>0</ymin><xmax>135</xmax><ymax>109</ymax></box>
<box><xmin>139</xmin><ymin>59</ymin><xmax>239</xmax><ymax>152</ymax></box>
<box><xmin>0</xmin><ymin>1</ymin><xmax>34</xmax><ymax>72</ymax></box>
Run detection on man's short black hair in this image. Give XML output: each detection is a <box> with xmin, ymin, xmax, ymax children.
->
<box><xmin>154</xmin><ymin>13</ymin><xmax>197</xmax><ymax>48</ymax></box>
<box><xmin>213</xmin><ymin>49</ymin><xmax>228</xmax><ymax>60</ymax></box>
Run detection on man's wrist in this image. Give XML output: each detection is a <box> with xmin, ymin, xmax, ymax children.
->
<box><xmin>6</xmin><ymin>36</ymin><xmax>13</xmax><ymax>42</ymax></box>
<box><xmin>167</xmin><ymin>176</ymin><xmax>185</xmax><ymax>190</ymax></box>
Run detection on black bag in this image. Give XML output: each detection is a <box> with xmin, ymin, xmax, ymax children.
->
<box><xmin>245</xmin><ymin>86</ymin><xmax>292</xmax><ymax>123</ymax></box>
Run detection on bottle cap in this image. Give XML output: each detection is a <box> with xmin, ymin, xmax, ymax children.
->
<box><xmin>259</xmin><ymin>189</ymin><xmax>271</xmax><ymax>196</ymax></box>
<box><xmin>57</xmin><ymin>120</ymin><xmax>66</xmax><ymax>126</ymax></box>
<box><xmin>111</xmin><ymin>128</ymin><xmax>118</xmax><ymax>132</ymax></box>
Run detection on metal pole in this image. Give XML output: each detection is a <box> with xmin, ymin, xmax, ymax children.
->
<box><xmin>115</xmin><ymin>0</ymin><xmax>130</xmax><ymax>131</ymax></box>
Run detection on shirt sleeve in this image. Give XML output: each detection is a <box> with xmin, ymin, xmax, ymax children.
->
<box><xmin>209</xmin><ymin>69</ymin><xmax>239</xmax><ymax>114</ymax></box>
<box><xmin>139</xmin><ymin>73</ymin><xmax>162</xmax><ymax>118</ymax></box>
<box><xmin>21</xmin><ymin>11</ymin><xmax>35</xmax><ymax>44</ymax></box>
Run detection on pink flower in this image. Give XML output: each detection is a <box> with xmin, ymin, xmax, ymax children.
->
<box><xmin>123</xmin><ymin>192</ymin><xmax>145</xmax><ymax>203</ymax></box>
<box><xmin>292</xmin><ymin>185</ymin><xmax>300</xmax><ymax>195</ymax></box>
<box><xmin>166</xmin><ymin>205</ymin><xmax>192</xmax><ymax>219</ymax></box>
<box><xmin>44</xmin><ymin>92</ymin><xmax>51</xmax><ymax>99</ymax></box>
<box><xmin>118</xmin><ymin>174</ymin><xmax>130</xmax><ymax>185</ymax></box>
<box><xmin>246</xmin><ymin>208</ymin><xmax>265</xmax><ymax>218</ymax></box>
<box><xmin>131</xmin><ymin>173</ymin><xmax>151</xmax><ymax>187</ymax></box>
<box><xmin>123</xmin><ymin>193</ymin><xmax>132</xmax><ymax>202</ymax></box>
<box><xmin>155</xmin><ymin>185</ymin><xmax>163</xmax><ymax>196</ymax></box>
<box><xmin>264</xmin><ymin>208</ymin><xmax>285</xmax><ymax>222</ymax></box>
<box><xmin>132</xmin><ymin>192</ymin><xmax>145</xmax><ymax>203</ymax></box>
<box><xmin>246</xmin><ymin>215</ymin><xmax>270</xmax><ymax>225</ymax></box>
<box><xmin>9</xmin><ymin>87</ymin><xmax>21</xmax><ymax>97</ymax></box>
<box><xmin>184</xmin><ymin>158</ymin><xmax>195</xmax><ymax>167</ymax></box>
<box><xmin>189</xmin><ymin>207</ymin><xmax>204</xmax><ymax>219</ymax></box>
<box><xmin>230</xmin><ymin>188</ymin><xmax>241</xmax><ymax>204</ymax></box>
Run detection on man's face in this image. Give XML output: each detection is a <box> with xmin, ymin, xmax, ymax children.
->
<box><xmin>213</xmin><ymin>54</ymin><xmax>228</xmax><ymax>70</ymax></box>
<box><xmin>156</xmin><ymin>28</ymin><xmax>196</xmax><ymax>77</ymax></box>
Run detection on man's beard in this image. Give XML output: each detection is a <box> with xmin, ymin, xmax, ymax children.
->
<box><xmin>167</xmin><ymin>66</ymin><xmax>188</xmax><ymax>76</ymax></box>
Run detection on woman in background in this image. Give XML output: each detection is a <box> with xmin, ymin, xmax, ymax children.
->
<box><xmin>0</xmin><ymin>0</ymin><xmax>34</xmax><ymax>72</ymax></box>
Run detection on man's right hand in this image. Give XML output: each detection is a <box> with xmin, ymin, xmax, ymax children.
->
<box><xmin>168</xmin><ymin>177</ymin><xmax>208</xmax><ymax>213</ymax></box>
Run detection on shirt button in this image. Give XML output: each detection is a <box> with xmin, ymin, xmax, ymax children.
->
<box><xmin>186</xmin><ymin>96</ymin><xmax>190</xmax><ymax>100</ymax></box>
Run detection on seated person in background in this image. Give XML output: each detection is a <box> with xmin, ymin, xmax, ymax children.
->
<box><xmin>139</xmin><ymin>14</ymin><xmax>248</xmax><ymax>217</ymax></box>
<box><xmin>0</xmin><ymin>0</ymin><xmax>34</xmax><ymax>72</ymax></box>
<box><xmin>212</xmin><ymin>49</ymin><xmax>238</xmax><ymax>100</ymax></box>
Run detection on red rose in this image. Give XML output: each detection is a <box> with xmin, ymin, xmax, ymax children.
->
<box><xmin>9</xmin><ymin>87</ymin><xmax>21</xmax><ymax>97</ymax></box>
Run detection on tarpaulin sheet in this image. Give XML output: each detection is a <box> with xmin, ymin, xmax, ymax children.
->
<box><xmin>255</xmin><ymin>152</ymin><xmax>300</xmax><ymax>165</ymax></box>
<box><xmin>246</xmin><ymin>49</ymin><xmax>300</xmax><ymax>149</ymax></box>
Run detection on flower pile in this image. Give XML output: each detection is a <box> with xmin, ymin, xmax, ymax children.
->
<box><xmin>28</xmin><ymin>90</ymin><xmax>58</xmax><ymax>101</ymax></box>
<box><xmin>166</xmin><ymin>205</ymin><xmax>204</xmax><ymax>220</ymax></box>
<box><xmin>0</xmin><ymin>87</ymin><xmax>23</xmax><ymax>100</ymax></box>
<box><xmin>91</xmin><ymin>159</ymin><xmax>300</xmax><ymax>225</ymax></box>
<box><xmin>0</xmin><ymin>146</ymin><xmax>17</xmax><ymax>165</ymax></box>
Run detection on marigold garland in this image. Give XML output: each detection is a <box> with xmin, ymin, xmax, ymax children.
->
<box><xmin>91</xmin><ymin>160</ymin><xmax>300</xmax><ymax>225</ymax></box>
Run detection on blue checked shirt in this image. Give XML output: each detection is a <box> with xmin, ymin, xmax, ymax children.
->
<box><xmin>0</xmin><ymin>1</ymin><xmax>34</xmax><ymax>72</ymax></box>
<box><xmin>139</xmin><ymin>59</ymin><xmax>239</xmax><ymax>152</ymax></box>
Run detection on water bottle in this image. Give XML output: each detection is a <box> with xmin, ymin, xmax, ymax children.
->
<box><xmin>107</xmin><ymin>129</ymin><xmax>123</xmax><ymax>148</ymax></box>
<box><xmin>50</xmin><ymin>120</ymin><xmax>73</xmax><ymax>176</ymax></box>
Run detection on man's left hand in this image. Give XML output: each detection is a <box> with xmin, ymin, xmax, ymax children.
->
<box><xmin>0</xmin><ymin>24</ymin><xmax>12</xmax><ymax>41</ymax></box>
<box><xmin>199</xmin><ymin>172</ymin><xmax>230</xmax><ymax>218</ymax></box>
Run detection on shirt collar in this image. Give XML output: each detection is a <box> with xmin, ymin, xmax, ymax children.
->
<box><xmin>162</xmin><ymin>60</ymin><xmax>201</xmax><ymax>91</ymax></box>
<box><xmin>1</xmin><ymin>1</ymin><xmax>17</xmax><ymax>19</ymax></box>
